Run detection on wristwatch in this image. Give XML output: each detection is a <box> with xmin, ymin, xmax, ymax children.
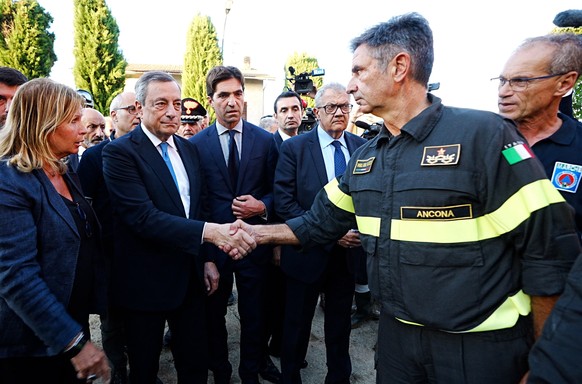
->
<box><xmin>62</xmin><ymin>332</ymin><xmax>88</xmax><ymax>360</ymax></box>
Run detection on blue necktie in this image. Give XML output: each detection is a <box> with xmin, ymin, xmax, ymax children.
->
<box><xmin>228</xmin><ymin>130</ymin><xmax>239</xmax><ymax>188</ymax></box>
<box><xmin>331</xmin><ymin>140</ymin><xmax>346</xmax><ymax>177</ymax></box>
<box><xmin>159</xmin><ymin>142</ymin><xmax>179</xmax><ymax>189</ymax></box>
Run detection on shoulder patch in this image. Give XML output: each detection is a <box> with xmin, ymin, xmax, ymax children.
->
<box><xmin>551</xmin><ymin>162</ymin><xmax>582</xmax><ymax>193</ymax></box>
<box><xmin>353</xmin><ymin>157</ymin><xmax>375</xmax><ymax>174</ymax></box>
<box><xmin>502</xmin><ymin>142</ymin><xmax>534</xmax><ymax>165</ymax></box>
<box><xmin>421</xmin><ymin>144</ymin><xmax>460</xmax><ymax>166</ymax></box>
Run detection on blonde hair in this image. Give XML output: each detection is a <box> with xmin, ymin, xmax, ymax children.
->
<box><xmin>0</xmin><ymin>78</ymin><xmax>84</xmax><ymax>174</ymax></box>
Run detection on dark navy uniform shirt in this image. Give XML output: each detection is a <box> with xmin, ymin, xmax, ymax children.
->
<box><xmin>529</xmin><ymin>113</ymin><xmax>582</xmax><ymax>240</ymax></box>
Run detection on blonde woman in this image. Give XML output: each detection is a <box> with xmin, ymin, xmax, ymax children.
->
<box><xmin>0</xmin><ymin>78</ymin><xmax>110</xmax><ymax>383</ymax></box>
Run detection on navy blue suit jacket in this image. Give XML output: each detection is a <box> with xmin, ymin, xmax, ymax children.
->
<box><xmin>190</xmin><ymin>121</ymin><xmax>278</xmax><ymax>268</ymax></box>
<box><xmin>78</xmin><ymin>139</ymin><xmax>113</xmax><ymax>255</ymax></box>
<box><xmin>274</xmin><ymin>128</ymin><xmax>366</xmax><ymax>283</ymax></box>
<box><xmin>0</xmin><ymin>163</ymin><xmax>105</xmax><ymax>356</ymax></box>
<box><xmin>273</xmin><ymin>130</ymin><xmax>283</xmax><ymax>150</ymax></box>
<box><xmin>102</xmin><ymin>126</ymin><xmax>207</xmax><ymax>311</ymax></box>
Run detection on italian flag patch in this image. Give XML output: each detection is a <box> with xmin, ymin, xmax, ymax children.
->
<box><xmin>502</xmin><ymin>144</ymin><xmax>534</xmax><ymax>165</ymax></box>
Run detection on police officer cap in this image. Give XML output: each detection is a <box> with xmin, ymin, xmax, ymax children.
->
<box><xmin>77</xmin><ymin>89</ymin><xmax>94</xmax><ymax>108</ymax></box>
<box><xmin>181</xmin><ymin>98</ymin><xmax>207</xmax><ymax>123</ymax></box>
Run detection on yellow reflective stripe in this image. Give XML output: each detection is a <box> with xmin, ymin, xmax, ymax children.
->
<box><xmin>324</xmin><ymin>178</ymin><xmax>354</xmax><ymax>213</ymax></box>
<box><xmin>463</xmin><ymin>290</ymin><xmax>530</xmax><ymax>332</ymax></box>
<box><xmin>396</xmin><ymin>290</ymin><xmax>531</xmax><ymax>333</ymax></box>
<box><xmin>391</xmin><ymin>179</ymin><xmax>564</xmax><ymax>243</ymax></box>
<box><xmin>355</xmin><ymin>216</ymin><xmax>381</xmax><ymax>237</ymax></box>
<box><xmin>396</xmin><ymin>318</ymin><xmax>424</xmax><ymax>327</ymax></box>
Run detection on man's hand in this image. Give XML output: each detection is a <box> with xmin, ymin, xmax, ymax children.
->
<box><xmin>71</xmin><ymin>341</ymin><xmax>111</xmax><ymax>383</ymax></box>
<box><xmin>337</xmin><ymin>229</ymin><xmax>361</xmax><ymax>248</ymax></box>
<box><xmin>204</xmin><ymin>262</ymin><xmax>219</xmax><ymax>295</ymax></box>
<box><xmin>227</xmin><ymin>220</ymin><xmax>300</xmax><ymax>248</ymax></box>
<box><xmin>232</xmin><ymin>195</ymin><xmax>266</xmax><ymax>220</ymax></box>
<box><xmin>204</xmin><ymin>222</ymin><xmax>256</xmax><ymax>260</ymax></box>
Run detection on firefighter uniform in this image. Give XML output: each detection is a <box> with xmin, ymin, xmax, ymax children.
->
<box><xmin>286</xmin><ymin>95</ymin><xmax>581</xmax><ymax>383</ymax></box>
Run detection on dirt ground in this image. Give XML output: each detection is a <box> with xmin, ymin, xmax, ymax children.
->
<box><xmin>89</xmin><ymin>295</ymin><xmax>378</xmax><ymax>383</ymax></box>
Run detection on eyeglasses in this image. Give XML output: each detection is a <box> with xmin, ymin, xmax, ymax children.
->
<box><xmin>490</xmin><ymin>73</ymin><xmax>566</xmax><ymax>92</ymax></box>
<box><xmin>75</xmin><ymin>202</ymin><xmax>93</xmax><ymax>238</ymax></box>
<box><xmin>318</xmin><ymin>103</ymin><xmax>353</xmax><ymax>115</ymax></box>
<box><xmin>114</xmin><ymin>105</ymin><xmax>138</xmax><ymax>115</ymax></box>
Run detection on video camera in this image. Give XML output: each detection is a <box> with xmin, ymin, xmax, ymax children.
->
<box><xmin>287</xmin><ymin>66</ymin><xmax>325</xmax><ymax>95</ymax></box>
<box><xmin>298</xmin><ymin>107</ymin><xmax>317</xmax><ymax>134</ymax></box>
<box><xmin>355</xmin><ymin>120</ymin><xmax>382</xmax><ymax>141</ymax></box>
<box><xmin>286</xmin><ymin>66</ymin><xmax>325</xmax><ymax>134</ymax></box>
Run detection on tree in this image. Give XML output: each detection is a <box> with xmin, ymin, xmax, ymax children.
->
<box><xmin>0</xmin><ymin>0</ymin><xmax>56</xmax><ymax>79</ymax></box>
<box><xmin>552</xmin><ymin>10</ymin><xmax>582</xmax><ymax>120</ymax></box>
<box><xmin>73</xmin><ymin>0</ymin><xmax>126</xmax><ymax>114</ymax></box>
<box><xmin>182</xmin><ymin>13</ymin><xmax>222</xmax><ymax>122</ymax></box>
<box><xmin>284</xmin><ymin>52</ymin><xmax>323</xmax><ymax>109</ymax></box>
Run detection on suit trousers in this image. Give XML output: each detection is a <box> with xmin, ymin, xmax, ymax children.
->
<box><xmin>281</xmin><ymin>252</ymin><xmax>354</xmax><ymax>384</ymax></box>
<box><xmin>207</xmin><ymin>257</ymin><xmax>267</xmax><ymax>383</ymax></box>
<box><xmin>124</xmin><ymin>284</ymin><xmax>208</xmax><ymax>384</ymax></box>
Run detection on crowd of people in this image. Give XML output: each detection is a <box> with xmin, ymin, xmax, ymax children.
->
<box><xmin>1</xmin><ymin>10</ymin><xmax>582</xmax><ymax>384</ymax></box>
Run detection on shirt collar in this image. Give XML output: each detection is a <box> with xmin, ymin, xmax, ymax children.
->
<box><xmin>141</xmin><ymin>125</ymin><xmax>177</xmax><ymax>149</ymax></box>
<box><xmin>278</xmin><ymin>129</ymin><xmax>293</xmax><ymax>141</ymax></box>
<box><xmin>216</xmin><ymin>120</ymin><xmax>243</xmax><ymax>136</ymax></box>
<box><xmin>317</xmin><ymin>125</ymin><xmax>346</xmax><ymax>150</ymax></box>
<box><xmin>374</xmin><ymin>93</ymin><xmax>442</xmax><ymax>147</ymax></box>
<box><xmin>541</xmin><ymin>113</ymin><xmax>578</xmax><ymax>146</ymax></box>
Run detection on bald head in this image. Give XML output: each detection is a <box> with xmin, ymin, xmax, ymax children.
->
<box><xmin>110</xmin><ymin>91</ymin><xmax>140</xmax><ymax>138</ymax></box>
<box><xmin>81</xmin><ymin>108</ymin><xmax>106</xmax><ymax>148</ymax></box>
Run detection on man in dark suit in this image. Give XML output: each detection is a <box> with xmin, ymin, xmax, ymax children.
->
<box><xmin>265</xmin><ymin>90</ymin><xmax>304</xmax><ymax>357</ymax></box>
<box><xmin>77</xmin><ymin>91</ymin><xmax>140</xmax><ymax>384</ymax></box>
<box><xmin>272</xmin><ymin>90</ymin><xmax>304</xmax><ymax>149</ymax></box>
<box><xmin>190</xmin><ymin>66</ymin><xmax>278</xmax><ymax>384</ymax></box>
<box><xmin>102</xmin><ymin>71</ymin><xmax>256</xmax><ymax>384</ymax></box>
<box><xmin>274</xmin><ymin>83</ymin><xmax>366</xmax><ymax>384</ymax></box>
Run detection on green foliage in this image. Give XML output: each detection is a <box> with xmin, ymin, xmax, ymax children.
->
<box><xmin>73</xmin><ymin>0</ymin><xmax>126</xmax><ymax>114</ymax></box>
<box><xmin>182</xmin><ymin>14</ymin><xmax>222</xmax><ymax>122</ymax></box>
<box><xmin>573</xmin><ymin>80</ymin><xmax>582</xmax><ymax>120</ymax></box>
<box><xmin>0</xmin><ymin>0</ymin><xmax>56</xmax><ymax>78</ymax></box>
<box><xmin>552</xmin><ymin>26</ymin><xmax>582</xmax><ymax>120</ymax></box>
<box><xmin>284</xmin><ymin>52</ymin><xmax>322</xmax><ymax>109</ymax></box>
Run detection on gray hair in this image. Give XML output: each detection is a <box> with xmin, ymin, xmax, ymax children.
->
<box><xmin>314</xmin><ymin>83</ymin><xmax>347</xmax><ymax>108</ymax></box>
<box><xmin>519</xmin><ymin>34</ymin><xmax>582</xmax><ymax>80</ymax></box>
<box><xmin>135</xmin><ymin>71</ymin><xmax>179</xmax><ymax>105</ymax></box>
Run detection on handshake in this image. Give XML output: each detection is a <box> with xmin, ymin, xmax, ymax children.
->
<box><xmin>204</xmin><ymin>220</ymin><xmax>261</xmax><ymax>260</ymax></box>
<box><xmin>204</xmin><ymin>220</ymin><xmax>298</xmax><ymax>259</ymax></box>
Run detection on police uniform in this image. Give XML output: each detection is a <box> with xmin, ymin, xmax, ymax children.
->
<box><xmin>286</xmin><ymin>95</ymin><xmax>580</xmax><ymax>383</ymax></box>
<box><xmin>181</xmin><ymin>97</ymin><xmax>207</xmax><ymax>123</ymax></box>
<box><xmin>528</xmin><ymin>112</ymin><xmax>582</xmax><ymax>238</ymax></box>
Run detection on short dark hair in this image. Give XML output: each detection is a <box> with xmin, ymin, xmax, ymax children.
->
<box><xmin>0</xmin><ymin>67</ymin><xmax>28</xmax><ymax>86</ymax></box>
<box><xmin>273</xmin><ymin>90</ymin><xmax>303</xmax><ymax>114</ymax></box>
<box><xmin>206</xmin><ymin>66</ymin><xmax>245</xmax><ymax>97</ymax></box>
<box><xmin>350</xmin><ymin>12</ymin><xmax>434</xmax><ymax>86</ymax></box>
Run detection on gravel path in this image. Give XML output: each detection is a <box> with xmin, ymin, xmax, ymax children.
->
<box><xmin>89</xmin><ymin>296</ymin><xmax>378</xmax><ymax>383</ymax></box>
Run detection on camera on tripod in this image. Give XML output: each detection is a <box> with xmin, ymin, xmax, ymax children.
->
<box><xmin>286</xmin><ymin>66</ymin><xmax>325</xmax><ymax>133</ymax></box>
<box><xmin>287</xmin><ymin>66</ymin><xmax>325</xmax><ymax>95</ymax></box>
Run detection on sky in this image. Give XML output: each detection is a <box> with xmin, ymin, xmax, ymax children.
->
<box><xmin>36</xmin><ymin>0</ymin><xmax>581</xmax><ymax>114</ymax></box>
